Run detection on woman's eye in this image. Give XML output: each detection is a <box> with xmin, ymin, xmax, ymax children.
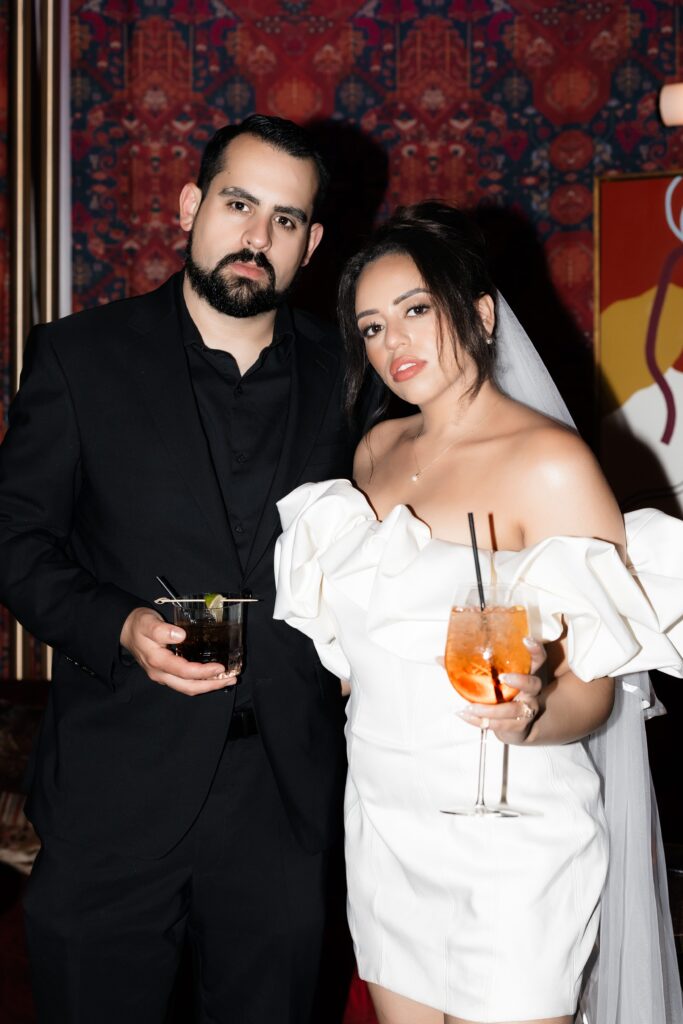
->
<box><xmin>407</xmin><ymin>303</ymin><xmax>430</xmax><ymax>317</ymax></box>
<box><xmin>361</xmin><ymin>322</ymin><xmax>382</xmax><ymax>340</ymax></box>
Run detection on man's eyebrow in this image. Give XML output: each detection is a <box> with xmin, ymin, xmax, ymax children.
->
<box><xmin>274</xmin><ymin>204</ymin><xmax>308</xmax><ymax>226</ymax></box>
<box><xmin>218</xmin><ymin>186</ymin><xmax>260</xmax><ymax>205</ymax></box>
<box><xmin>356</xmin><ymin>288</ymin><xmax>429</xmax><ymax>320</ymax></box>
<box><xmin>217</xmin><ymin>187</ymin><xmax>308</xmax><ymax>226</ymax></box>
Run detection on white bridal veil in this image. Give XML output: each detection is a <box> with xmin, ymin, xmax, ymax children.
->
<box><xmin>494</xmin><ymin>295</ymin><xmax>683</xmax><ymax>1024</ymax></box>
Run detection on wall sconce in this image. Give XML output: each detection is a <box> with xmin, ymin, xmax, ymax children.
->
<box><xmin>660</xmin><ymin>83</ymin><xmax>683</xmax><ymax>126</ymax></box>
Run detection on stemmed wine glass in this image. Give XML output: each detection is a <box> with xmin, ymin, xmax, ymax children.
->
<box><xmin>442</xmin><ymin>584</ymin><xmax>531</xmax><ymax>817</ymax></box>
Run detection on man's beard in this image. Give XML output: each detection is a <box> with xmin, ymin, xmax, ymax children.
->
<box><xmin>184</xmin><ymin>239</ymin><xmax>290</xmax><ymax>318</ymax></box>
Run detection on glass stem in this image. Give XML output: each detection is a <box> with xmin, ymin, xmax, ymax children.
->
<box><xmin>474</xmin><ymin>726</ymin><xmax>489</xmax><ymax>813</ymax></box>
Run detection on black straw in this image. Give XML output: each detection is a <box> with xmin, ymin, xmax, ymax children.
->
<box><xmin>467</xmin><ymin>513</ymin><xmax>486</xmax><ymax>611</ymax></box>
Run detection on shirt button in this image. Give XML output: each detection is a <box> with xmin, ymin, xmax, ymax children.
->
<box><xmin>234</xmin><ymin>522</ymin><xmax>244</xmax><ymax>535</ymax></box>
<box><xmin>234</xmin><ymin>384</ymin><xmax>244</xmax><ymax>396</ymax></box>
<box><xmin>235</xmin><ymin>452</ymin><xmax>248</xmax><ymax>464</ymax></box>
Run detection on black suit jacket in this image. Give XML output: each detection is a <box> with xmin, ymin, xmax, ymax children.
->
<box><xmin>0</xmin><ymin>274</ymin><xmax>362</xmax><ymax>858</ymax></box>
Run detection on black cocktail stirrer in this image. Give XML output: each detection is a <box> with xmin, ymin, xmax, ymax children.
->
<box><xmin>155</xmin><ymin>575</ymin><xmax>194</xmax><ymax>621</ymax></box>
<box><xmin>467</xmin><ymin>513</ymin><xmax>486</xmax><ymax>612</ymax></box>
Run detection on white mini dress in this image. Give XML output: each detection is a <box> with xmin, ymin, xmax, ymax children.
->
<box><xmin>274</xmin><ymin>479</ymin><xmax>683</xmax><ymax>1022</ymax></box>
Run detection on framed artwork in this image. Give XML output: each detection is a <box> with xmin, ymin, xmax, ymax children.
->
<box><xmin>595</xmin><ymin>171</ymin><xmax>683</xmax><ymax>518</ymax></box>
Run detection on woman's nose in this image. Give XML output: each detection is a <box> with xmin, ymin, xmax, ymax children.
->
<box><xmin>384</xmin><ymin>321</ymin><xmax>409</xmax><ymax>350</ymax></box>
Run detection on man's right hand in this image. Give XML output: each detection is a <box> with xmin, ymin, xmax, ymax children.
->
<box><xmin>119</xmin><ymin>607</ymin><xmax>237</xmax><ymax>695</ymax></box>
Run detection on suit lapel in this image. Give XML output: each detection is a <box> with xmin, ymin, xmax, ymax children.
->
<box><xmin>243</xmin><ymin>326</ymin><xmax>339</xmax><ymax>579</ymax></box>
<box><xmin>123</xmin><ymin>282</ymin><xmax>240</xmax><ymax>571</ymax></box>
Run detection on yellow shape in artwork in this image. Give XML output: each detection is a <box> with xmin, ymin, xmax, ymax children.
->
<box><xmin>600</xmin><ymin>282</ymin><xmax>683</xmax><ymax>413</ymax></box>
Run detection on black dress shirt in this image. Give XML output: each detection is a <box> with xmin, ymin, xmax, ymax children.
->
<box><xmin>177</xmin><ymin>279</ymin><xmax>293</xmax><ymax>707</ymax></box>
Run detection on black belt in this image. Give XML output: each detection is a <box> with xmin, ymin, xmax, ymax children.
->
<box><xmin>227</xmin><ymin>706</ymin><xmax>259</xmax><ymax>741</ymax></box>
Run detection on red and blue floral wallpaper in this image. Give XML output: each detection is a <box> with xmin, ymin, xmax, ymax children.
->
<box><xmin>1</xmin><ymin>2</ymin><xmax>683</xmax><ymax>668</ymax></box>
<box><xmin>67</xmin><ymin>0</ymin><xmax>683</xmax><ymax>333</ymax></box>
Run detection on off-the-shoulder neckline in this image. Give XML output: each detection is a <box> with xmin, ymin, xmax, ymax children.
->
<box><xmin>342</xmin><ymin>478</ymin><xmax>633</xmax><ymax>557</ymax></box>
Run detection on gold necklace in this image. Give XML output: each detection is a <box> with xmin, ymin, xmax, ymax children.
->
<box><xmin>410</xmin><ymin>433</ymin><xmax>459</xmax><ymax>483</ymax></box>
<box><xmin>410</xmin><ymin>393</ymin><xmax>500</xmax><ymax>483</ymax></box>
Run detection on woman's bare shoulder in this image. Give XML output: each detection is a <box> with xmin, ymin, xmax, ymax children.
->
<box><xmin>514</xmin><ymin>414</ymin><xmax>600</xmax><ymax>483</ymax></box>
<box><xmin>353</xmin><ymin>415</ymin><xmax>419</xmax><ymax>482</ymax></box>
<box><xmin>501</xmin><ymin>409</ymin><xmax>625</xmax><ymax>549</ymax></box>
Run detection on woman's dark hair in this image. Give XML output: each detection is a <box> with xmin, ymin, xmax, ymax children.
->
<box><xmin>338</xmin><ymin>201</ymin><xmax>497</xmax><ymax>418</ymax></box>
<box><xmin>196</xmin><ymin>114</ymin><xmax>329</xmax><ymax>218</ymax></box>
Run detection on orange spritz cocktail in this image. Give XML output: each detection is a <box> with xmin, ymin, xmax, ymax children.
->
<box><xmin>445</xmin><ymin>603</ymin><xmax>530</xmax><ymax>705</ymax></box>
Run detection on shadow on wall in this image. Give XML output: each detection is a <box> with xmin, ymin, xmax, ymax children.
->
<box><xmin>292</xmin><ymin>145</ymin><xmax>597</xmax><ymax>440</ymax></box>
<box><xmin>291</xmin><ymin>119</ymin><xmax>389</xmax><ymax>322</ymax></box>
<box><xmin>471</xmin><ymin>206</ymin><xmax>595</xmax><ymax>445</ymax></box>
<box><xmin>290</xmin><ymin>133</ymin><xmax>616</xmax><ymax>450</ymax></box>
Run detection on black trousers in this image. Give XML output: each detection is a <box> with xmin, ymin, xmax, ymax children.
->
<box><xmin>23</xmin><ymin>733</ymin><xmax>327</xmax><ymax>1024</ymax></box>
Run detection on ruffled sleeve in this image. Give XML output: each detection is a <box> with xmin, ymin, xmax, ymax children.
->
<box><xmin>366</xmin><ymin>507</ymin><xmax>683</xmax><ymax>682</ymax></box>
<box><xmin>273</xmin><ymin>479</ymin><xmax>376</xmax><ymax>679</ymax></box>
<box><xmin>495</xmin><ymin>508</ymin><xmax>682</xmax><ymax>680</ymax></box>
<box><xmin>275</xmin><ymin>481</ymin><xmax>683</xmax><ymax>685</ymax></box>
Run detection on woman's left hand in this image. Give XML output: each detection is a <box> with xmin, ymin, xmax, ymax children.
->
<box><xmin>457</xmin><ymin>638</ymin><xmax>546</xmax><ymax>745</ymax></box>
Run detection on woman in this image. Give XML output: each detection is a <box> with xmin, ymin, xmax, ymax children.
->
<box><xmin>274</xmin><ymin>203</ymin><xmax>683</xmax><ymax>1024</ymax></box>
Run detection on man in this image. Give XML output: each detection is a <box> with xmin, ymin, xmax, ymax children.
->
<box><xmin>0</xmin><ymin>115</ymin><xmax>366</xmax><ymax>1022</ymax></box>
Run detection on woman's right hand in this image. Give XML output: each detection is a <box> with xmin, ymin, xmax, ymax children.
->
<box><xmin>455</xmin><ymin>638</ymin><xmax>547</xmax><ymax>744</ymax></box>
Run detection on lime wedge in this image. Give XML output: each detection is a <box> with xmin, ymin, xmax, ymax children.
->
<box><xmin>204</xmin><ymin>593</ymin><xmax>225</xmax><ymax>610</ymax></box>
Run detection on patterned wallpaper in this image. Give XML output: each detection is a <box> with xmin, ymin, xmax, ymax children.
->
<box><xmin>0</xmin><ymin>3</ymin><xmax>682</xmax><ymax>664</ymax></box>
<box><xmin>66</xmin><ymin>0</ymin><xmax>683</xmax><ymax>431</ymax></box>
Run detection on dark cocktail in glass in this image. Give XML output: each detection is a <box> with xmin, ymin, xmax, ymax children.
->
<box><xmin>171</xmin><ymin>595</ymin><xmax>245</xmax><ymax>674</ymax></box>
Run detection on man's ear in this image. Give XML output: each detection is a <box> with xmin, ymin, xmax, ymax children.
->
<box><xmin>301</xmin><ymin>222</ymin><xmax>324</xmax><ymax>267</ymax></box>
<box><xmin>179</xmin><ymin>183</ymin><xmax>202</xmax><ymax>233</ymax></box>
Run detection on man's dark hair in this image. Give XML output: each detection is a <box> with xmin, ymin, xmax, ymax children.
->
<box><xmin>337</xmin><ymin>201</ymin><xmax>497</xmax><ymax>418</ymax></box>
<box><xmin>196</xmin><ymin>114</ymin><xmax>329</xmax><ymax>217</ymax></box>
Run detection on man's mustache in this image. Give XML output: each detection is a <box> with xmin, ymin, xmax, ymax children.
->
<box><xmin>214</xmin><ymin>249</ymin><xmax>276</xmax><ymax>286</ymax></box>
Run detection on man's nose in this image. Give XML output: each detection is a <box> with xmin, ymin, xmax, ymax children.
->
<box><xmin>243</xmin><ymin>213</ymin><xmax>272</xmax><ymax>252</ymax></box>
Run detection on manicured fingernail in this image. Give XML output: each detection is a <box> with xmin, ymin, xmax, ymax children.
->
<box><xmin>501</xmin><ymin>672</ymin><xmax>530</xmax><ymax>687</ymax></box>
<box><xmin>523</xmin><ymin>636</ymin><xmax>539</xmax><ymax>649</ymax></box>
<box><xmin>169</xmin><ymin>629</ymin><xmax>183</xmax><ymax>640</ymax></box>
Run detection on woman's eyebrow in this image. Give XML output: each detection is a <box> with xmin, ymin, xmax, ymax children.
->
<box><xmin>356</xmin><ymin>287</ymin><xmax>428</xmax><ymax>320</ymax></box>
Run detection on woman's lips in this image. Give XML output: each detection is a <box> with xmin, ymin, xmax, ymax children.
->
<box><xmin>389</xmin><ymin>357</ymin><xmax>427</xmax><ymax>382</ymax></box>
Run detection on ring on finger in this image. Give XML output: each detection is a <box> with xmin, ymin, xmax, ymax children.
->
<box><xmin>513</xmin><ymin>698</ymin><xmax>536</xmax><ymax>721</ymax></box>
